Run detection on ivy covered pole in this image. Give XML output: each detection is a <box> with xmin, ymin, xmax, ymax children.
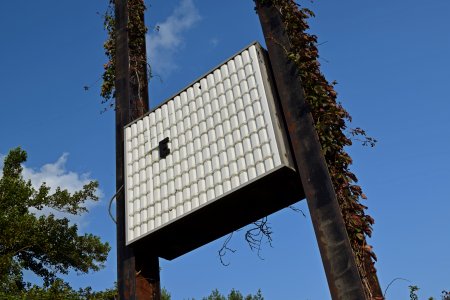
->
<box><xmin>114</xmin><ymin>0</ymin><xmax>161</xmax><ymax>299</ymax></box>
<box><xmin>255</xmin><ymin>1</ymin><xmax>368</xmax><ymax>299</ymax></box>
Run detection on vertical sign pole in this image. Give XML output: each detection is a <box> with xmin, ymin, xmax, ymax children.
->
<box><xmin>255</xmin><ymin>2</ymin><xmax>368</xmax><ymax>299</ymax></box>
<box><xmin>115</xmin><ymin>0</ymin><xmax>134</xmax><ymax>297</ymax></box>
<box><xmin>115</xmin><ymin>0</ymin><xmax>161</xmax><ymax>299</ymax></box>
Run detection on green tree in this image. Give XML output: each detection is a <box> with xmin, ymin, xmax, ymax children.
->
<box><xmin>0</xmin><ymin>279</ymin><xmax>117</xmax><ymax>300</ymax></box>
<box><xmin>202</xmin><ymin>288</ymin><xmax>264</xmax><ymax>300</ymax></box>
<box><xmin>0</xmin><ymin>147</ymin><xmax>110</xmax><ymax>295</ymax></box>
<box><xmin>161</xmin><ymin>287</ymin><xmax>171</xmax><ymax>300</ymax></box>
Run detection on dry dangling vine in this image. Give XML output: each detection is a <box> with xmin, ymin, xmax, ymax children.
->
<box><xmin>259</xmin><ymin>0</ymin><xmax>381</xmax><ymax>298</ymax></box>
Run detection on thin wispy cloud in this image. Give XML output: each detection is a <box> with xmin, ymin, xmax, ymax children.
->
<box><xmin>210</xmin><ymin>38</ymin><xmax>219</xmax><ymax>48</ymax></box>
<box><xmin>22</xmin><ymin>153</ymin><xmax>96</xmax><ymax>195</ymax></box>
<box><xmin>147</xmin><ymin>0</ymin><xmax>201</xmax><ymax>77</ymax></box>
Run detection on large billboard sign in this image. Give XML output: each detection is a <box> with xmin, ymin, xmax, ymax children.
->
<box><xmin>124</xmin><ymin>43</ymin><xmax>303</xmax><ymax>259</ymax></box>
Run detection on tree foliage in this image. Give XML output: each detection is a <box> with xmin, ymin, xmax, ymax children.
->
<box><xmin>0</xmin><ymin>279</ymin><xmax>117</xmax><ymax>300</ymax></box>
<box><xmin>0</xmin><ymin>147</ymin><xmax>110</xmax><ymax>295</ymax></box>
<box><xmin>202</xmin><ymin>288</ymin><xmax>264</xmax><ymax>300</ymax></box>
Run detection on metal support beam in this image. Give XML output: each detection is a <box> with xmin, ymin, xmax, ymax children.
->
<box><xmin>255</xmin><ymin>2</ymin><xmax>367</xmax><ymax>299</ymax></box>
<box><xmin>115</xmin><ymin>0</ymin><xmax>160</xmax><ymax>298</ymax></box>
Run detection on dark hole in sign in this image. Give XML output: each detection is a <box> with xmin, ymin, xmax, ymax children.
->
<box><xmin>159</xmin><ymin>137</ymin><xmax>170</xmax><ymax>159</ymax></box>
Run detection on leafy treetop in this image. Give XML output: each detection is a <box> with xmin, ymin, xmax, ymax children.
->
<box><xmin>0</xmin><ymin>147</ymin><xmax>110</xmax><ymax>294</ymax></box>
<box><xmin>202</xmin><ymin>288</ymin><xmax>264</xmax><ymax>300</ymax></box>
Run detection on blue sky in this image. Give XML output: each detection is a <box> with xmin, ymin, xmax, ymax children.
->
<box><xmin>1</xmin><ymin>0</ymin><xmax>449</xmax><ymax>299</ymax></box>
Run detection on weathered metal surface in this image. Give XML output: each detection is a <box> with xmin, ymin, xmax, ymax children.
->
<box><xmin>255</xmin><ymin>1</ymin><xmax>367</xmax><ymax>299</ymax></box>
<box><xmin>135</xmin><ymin>254</ymin><xmax>161</xmax><ymax>299</ymax></box>
<box><xmin>115</xmin><ymin>0</ymin><xmax>160</xmax><ymax>299</ymax></box>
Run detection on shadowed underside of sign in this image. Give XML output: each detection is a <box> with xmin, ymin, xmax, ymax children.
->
<box><xmin>124</xmin><ymin>43</ymin><xmax>304</xmax><ymax>260</ymax></box>
<box><xmin>135</xmin><ymin>166</ymin><xmax>303</xmax><ymax>260</ymax></box>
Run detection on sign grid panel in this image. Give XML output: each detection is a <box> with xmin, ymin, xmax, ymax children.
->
<box><xmin>125</xmin><ymin>44</ymin><xmax>288</xmax><ymax>244</ymax></box>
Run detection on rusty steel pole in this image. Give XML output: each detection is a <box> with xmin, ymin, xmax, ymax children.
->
<box><xmin>255</xmin><ymin>1</ymin><xmax>367</xmax><ymax>299</ymax></box>
<box><xmin>115</xmin><ymin>0</ymin><xmax>161</xmax><ymax>299</ymax></box>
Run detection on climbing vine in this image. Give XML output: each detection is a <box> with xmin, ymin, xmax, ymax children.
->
<box><xmin>101</xmin><ymin>0</ymin><xmax>149</xmax><ymax>116</ymax></box>
<box><xmin>101</xmin><ymin>1</ymin><xmax>116</xmax><ymax>108</ymax></box>
<box><xmin>259</xmin><ymin>0</ymin><xmax>381</xmax><ymax>298</ymax></box>
<box><xmin>127</xmin><ymin>0</ymin><xmax>149</xmax><ymax>117</ymax></box>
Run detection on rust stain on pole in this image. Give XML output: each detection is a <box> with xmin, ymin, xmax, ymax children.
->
<box><xmin>255</xmin><ymin>1</ymin><xmax>368</xmax><ymax>299</ymax></box>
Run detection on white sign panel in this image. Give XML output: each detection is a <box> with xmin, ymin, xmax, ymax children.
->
<box><xmin>124</xmin><ymin>43</ymin><xmax>297</xmax><ymax>248</ymax></box>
